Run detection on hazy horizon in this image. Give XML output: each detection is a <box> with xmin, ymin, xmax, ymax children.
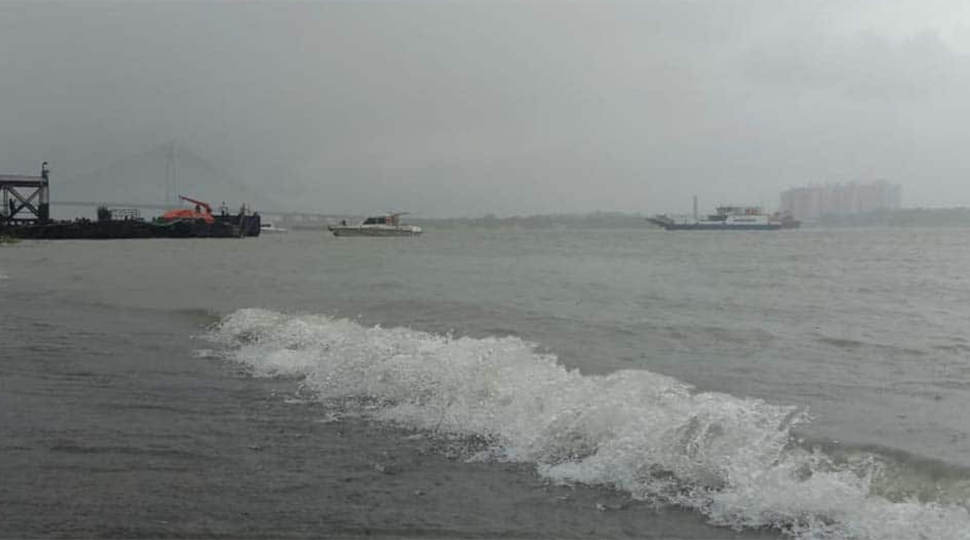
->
<box><xmin>4</xmin><ymin>1</ymin><xmax>970</xmax><ymax>218</ymax></box>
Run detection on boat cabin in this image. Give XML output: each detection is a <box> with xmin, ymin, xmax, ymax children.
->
<box><xmin>362</xmin><ymin>216</ymin><xmax>392</xmax><ymax>225</ymax></box>
<box><xmin>360</xmin><ymin>213</ymin><xmax>406</xmax><ymax>226</ymax></box>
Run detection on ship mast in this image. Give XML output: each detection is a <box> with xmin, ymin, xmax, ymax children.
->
<box><xmin>164</xmin><ymin>140</ymin><xmax>180</xmax><ymax>208</ymax></box>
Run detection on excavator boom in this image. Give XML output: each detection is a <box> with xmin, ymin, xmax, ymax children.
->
<box><xmin>178</xmin><ymin>194</ymin><xmax>213</xmax><ymax>214</ymax></box>
<box><xmin>161</xmin><ymin>194</ymin><xmax>215</xmax><ymax>224</ymax></box>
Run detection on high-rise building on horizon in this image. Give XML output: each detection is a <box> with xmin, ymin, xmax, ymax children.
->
<box><xmin>780</xmin><ymin>181</ymin><xmax>902</xmax><ymax>223</ymax></box>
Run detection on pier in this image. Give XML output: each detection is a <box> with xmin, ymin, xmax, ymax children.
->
<box><xmin>0</xmin><ymin>162</ymin><xmax>50</xmax><ymax>226</ymax></box>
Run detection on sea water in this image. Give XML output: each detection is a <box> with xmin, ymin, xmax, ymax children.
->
<box><xmin>2</xmin><ymin>227</ymin><xmax>969</xmax><ymax>539</ymax></box>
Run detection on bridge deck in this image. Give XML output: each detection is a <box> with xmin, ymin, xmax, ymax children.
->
<box><xmin>0</xmin><ymin>175</ymin><xmax>47</xmax><ymax>188</ymax></box>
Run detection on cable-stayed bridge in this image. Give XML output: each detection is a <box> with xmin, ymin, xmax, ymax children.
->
<box><xmin>51</xmin><ymin>200</ymin><xmax>345</xmax><ymax>222</ymax></box>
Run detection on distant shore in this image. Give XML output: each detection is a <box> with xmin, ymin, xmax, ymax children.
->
<box><xmin>813</xmin><ymin>207</ymin><xmax>970</xmax><ymax>227</ymax></box>
<box><xmin>410</xmin><ymin>212</ymin><xmax>650</xmax><ymax>230</ymax></box>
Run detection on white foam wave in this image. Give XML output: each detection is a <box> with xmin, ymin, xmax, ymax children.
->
<box><xmin>205</xmin><ymin>308</ymin><xmax>970</xmax><ymax>540</ymax></box>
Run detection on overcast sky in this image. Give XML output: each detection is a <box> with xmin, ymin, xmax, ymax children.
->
<box><xmin>2</xmin><ymin>0</ymin><xmax>970</xmax><ymax>217</ymax></box>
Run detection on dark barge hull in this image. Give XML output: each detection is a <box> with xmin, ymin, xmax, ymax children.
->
<box><xmin>0</xmin><ymin>214</ymin><xmax>261</xmax><ymax>239</ymax></box>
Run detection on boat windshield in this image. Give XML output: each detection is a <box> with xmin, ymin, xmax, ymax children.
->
<box><xmin>362</xmin><ymin>215</ymin><xmax>401</xmax><ymax>225</ymax></box>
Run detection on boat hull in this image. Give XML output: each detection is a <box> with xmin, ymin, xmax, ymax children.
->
<box><xmin>329</xmin><ymin>226</ymin><xmax>422</xmax><ymax>237</ymax></box>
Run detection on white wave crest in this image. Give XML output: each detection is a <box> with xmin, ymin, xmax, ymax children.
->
<box><xmin>205</xmin><ymin>308</ymin><xmax>970</xmax><ymax>540</ymax></box>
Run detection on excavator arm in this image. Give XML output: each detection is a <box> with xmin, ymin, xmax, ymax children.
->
<box><xmin>178</xmin><ymin>195</ymin><xmax>213</xmax><ymax>215</ymax></box>
<box><xmin>161</xmin><ymin>194</ymin><xmax>215</xmax><ymax>224</ymax></box>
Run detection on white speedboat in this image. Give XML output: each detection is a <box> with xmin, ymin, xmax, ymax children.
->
<box><xmin>328</xmin><ymin>213</ymin><xmax>422</xmax><ymax>237</ymax></box>
<box><xmin>259</xmin><ymin>222</ymin><xmax>289</xmax><ymax>234</ymax></box>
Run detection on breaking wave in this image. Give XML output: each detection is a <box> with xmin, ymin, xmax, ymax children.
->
<box><xmin>204</xmin><ymin>308</ymin><xmax>970</xmax><ymax>540</ymax></box>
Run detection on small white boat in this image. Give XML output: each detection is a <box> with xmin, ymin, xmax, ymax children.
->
<box><xmin>328</xmin><ymin>213</ymin><xmax>422</xmax><ymax>237</ymax></box>
<box><xmin>259</xmin><ymin>222</ymin><xmax>289</xmax><ymax>234</ymax></box>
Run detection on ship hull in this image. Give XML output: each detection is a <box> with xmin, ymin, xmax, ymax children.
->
<box><xmin>646</xmin><ymin>217</ymin><xmax>799</xmax><ymax>231</ymax></box>
<box><xmin>660</xmin><ymin>223</ymin><xmax>783</xmax><ymax>231</ymax></box>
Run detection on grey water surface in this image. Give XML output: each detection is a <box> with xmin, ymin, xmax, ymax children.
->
<box><xmin>2</xmin><ymin>227</ymin><xmax>969</xmax><ymax>538</ymax></box>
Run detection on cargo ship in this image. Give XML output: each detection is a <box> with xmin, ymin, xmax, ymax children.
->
<box><xmin>647</xmin><ymin>198</ymin><xmax>800</xmax><ymax>231</ymax></box>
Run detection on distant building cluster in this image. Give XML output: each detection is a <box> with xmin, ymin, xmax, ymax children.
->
<box><xmin>780</xmin><ymin>180</ymin><xmax>902</xmax><ymax>223</ymax></box>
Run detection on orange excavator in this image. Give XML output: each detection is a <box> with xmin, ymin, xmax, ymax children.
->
<box><xmin>160</xmin><ymin>195</ymin><xmax>215</xmax><ymax>225</ymax></box>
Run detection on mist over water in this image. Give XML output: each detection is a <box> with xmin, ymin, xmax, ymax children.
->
<box><xmin>7</xmin><ymin>1</ymin><xmax>970</xmax><ymax>214</ymax></box>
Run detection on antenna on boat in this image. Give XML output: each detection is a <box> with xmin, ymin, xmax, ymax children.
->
<box><xmin>693</xmin><ymin>195</ymin><xmax>698</xmax><ymax>220</ymax></box>
<box><xmin>165</xmin><ymin>140</ymin><xmax>180</xmax><ymax>208</ymax></box>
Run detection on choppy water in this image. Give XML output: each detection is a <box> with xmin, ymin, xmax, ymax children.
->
<box><xmin>2</xmin><ymin>227</ymin><xmax>970</xmax><ymax>539</ymax></box>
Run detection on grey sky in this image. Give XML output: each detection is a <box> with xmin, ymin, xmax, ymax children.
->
<box><xmin>1</xmin><ymin>1</ymin><xmax>969</xmax><ymax>217</ymax></box>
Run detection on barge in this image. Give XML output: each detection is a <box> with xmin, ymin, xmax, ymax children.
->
<box><xmin>0</xmin><ymin>163</ymin><xmax>261</xmax><ymax>239</ymax></box>
<box><xmin>3</xmin><ymin>213</ymin><xmax>262</xmax><ymax>240</ymax></box>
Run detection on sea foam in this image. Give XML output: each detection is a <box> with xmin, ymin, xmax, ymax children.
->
<box><xmin>205</xmin><ymin>308</ymin><xmax>970</xmax><ymax>540</ymax></box>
